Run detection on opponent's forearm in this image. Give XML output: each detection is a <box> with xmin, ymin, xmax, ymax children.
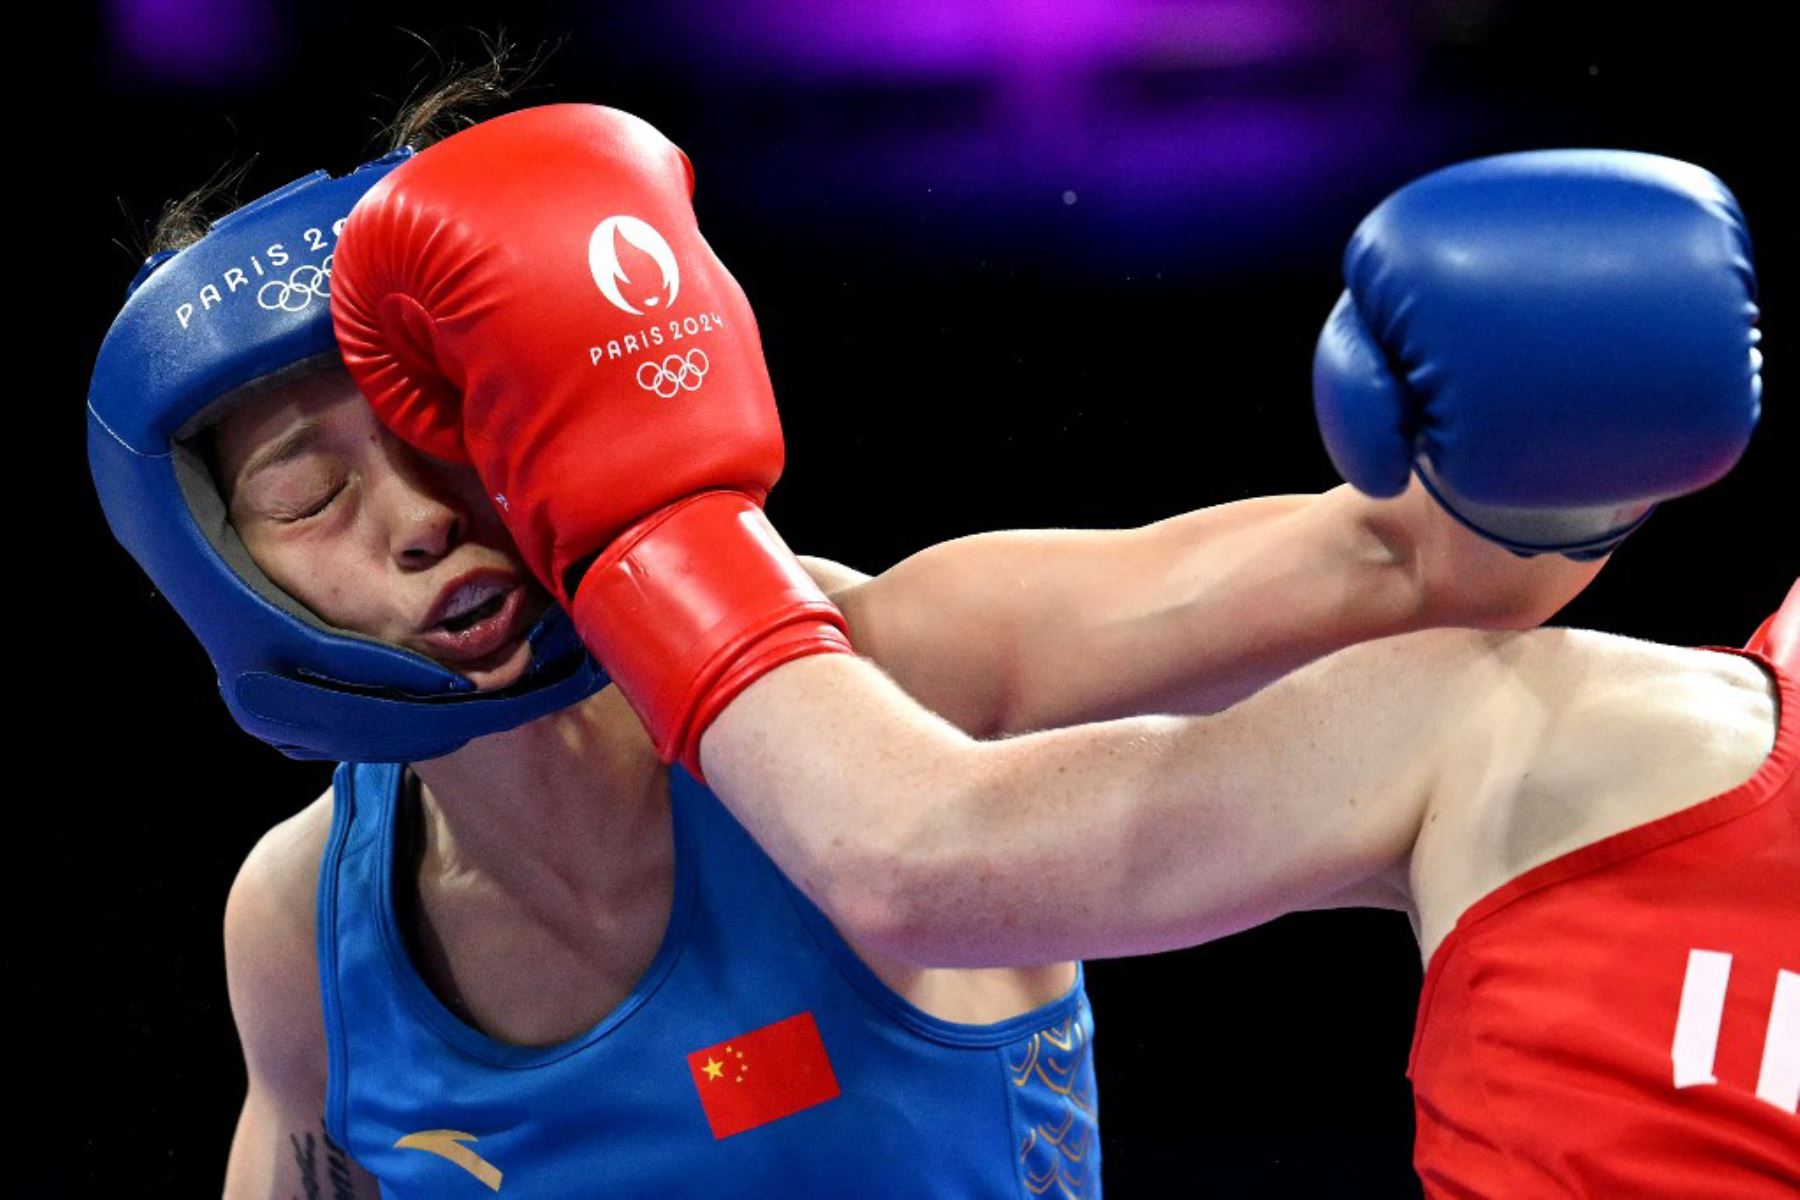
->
<box><xmin>1374</xmin><ymin>479</ymin><xmax>1607</xmax><ymax>629</ymax></box>
<box><xmin>987</xmin><ymin>485</ymin><xmax>1431</xmax><ymax>721</ymax></box>
<box><xmin>695</xmin><ymin>654</ymin><xmax>983</xmax><ymax>944</ymax></box>
<box><xmin>860</xmin><ymin>481</ymin><xmax>1586</xmax><ymax>739</ymax></box>
<box><xmin>697</xmin><ymin>653</ymin><xmax>1197</xmax><ymax>963</ymax></box>
<box><xmin>700</xmin><ymin>635</ymin><xmax>1478</xmax><ymax>967</ymax></box>
<box><xmin>855</xmin><ymin>490</ymin><xmax>1419</xmax><ymax>733</ymax></box>
<box><xmin>1048</xmin><ymin>481</ymin><xmax>1601</xmax><ymax>716</ymax></box>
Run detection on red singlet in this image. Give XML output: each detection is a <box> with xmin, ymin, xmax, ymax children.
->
<box><xmin>1409</xmin><ymin>651</ymin><xmax>1799</xmax><ymax>1198</ymax></box>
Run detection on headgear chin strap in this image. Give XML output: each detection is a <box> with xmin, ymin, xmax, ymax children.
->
<box><xmin>1744</xmin><ymin>578</ymin><xmax>1799</xmax><ymax>673</ymax></box>
<box><xmin>88</xmin><ymin>150</ymin><xmax>608</xmax><ymax>762</ymax></box>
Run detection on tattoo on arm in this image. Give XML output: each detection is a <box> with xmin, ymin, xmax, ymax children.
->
<box><xmin>288</xmin><ymin>1120</ymin><xmax>361</xmax><ymax>1199</ymax></box>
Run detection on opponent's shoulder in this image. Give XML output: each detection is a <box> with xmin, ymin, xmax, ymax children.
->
<box><xmin>1513</xmin><ymin>629</ymin><xmax>1776</xmax><ymax>778</ymax></box>
<box><xmin>1424</xmin><ymin>625</ymin><xmax>1773</xmax><ymax>786</ymax></box>
<box><xmin>224</xmin><ymin>786</ymin><xmax>336</xmax><ymax>1080</ymax></box>
<box><xmin>1413</xmin><ymin>629</ymin><xmax>1777</xmax><ymax>949</ymax></box>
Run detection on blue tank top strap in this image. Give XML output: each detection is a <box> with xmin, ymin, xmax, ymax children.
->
<box><xmin>316</xmin><ymin>759</ymin><xmax>393</xmax><ymax>1146</ymax></box>
<box><xmin>321</xmin><ymin>761</ymin><xmax>702</xmax><ymax>1080</ymax></box>
<box><xmin>316</xmin><ymin>760</ymin><xmax>1102</xmax><ymax>1196</ymax></box>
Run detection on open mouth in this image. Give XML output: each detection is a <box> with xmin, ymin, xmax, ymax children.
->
<box><xmin>438</xmin><ymin>591</ymin><xmax>507</xmax><ymax>633</ymax></box>
<box><xmin>420</xmin><ymin>579</ymin><xmax>530</xmax><ymax>666</ymax></box>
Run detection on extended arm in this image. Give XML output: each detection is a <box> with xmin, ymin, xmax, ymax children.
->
<box><xmin>838</xmin><ymin>151</ymin><xmax>1757</xmax><ymax>741</ymax></box>
<box><xmin>705</xmin><ymin>620</ymin><xmax>1784</xmax><ymax>969</ymax></box>
<box><xmin>700</xmin><ymin>627</ymin><xmax>1520</xmax><ymax>966</ymax></box>
<box><xmin>826</xmin><ymin>478</ymin><xmax>1599</xmax><ymax>736</ymax></box>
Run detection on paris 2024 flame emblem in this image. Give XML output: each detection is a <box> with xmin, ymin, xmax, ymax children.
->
<box><xmin>588</xmin><ymin>215</ymin><xmax>680</xmax><ymax>316</ymax></box>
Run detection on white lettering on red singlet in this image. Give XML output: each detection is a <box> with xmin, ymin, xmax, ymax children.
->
<box><xmin>1757</xmin><ymin>970</ymin><xmax>1799</xmax><ymax>1113</ymax></box>
<box><xmin>1671</xmin><ymin>949</ymin><xmax>1799</xmax><ymax>1114</ymax></box>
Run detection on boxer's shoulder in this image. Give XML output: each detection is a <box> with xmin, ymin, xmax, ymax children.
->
<box><xmin>224</xmin><ymin>787</ymin><xmax>335</xmax><ymax>1082</ymax></box>
<box><xmin>229</xmin><ymin>787</ymin><xmax>336</xmax><ymax>932</ymax></box>
<box><xmin>1491</xmin><ymin>633</ymin><xmax>1775</xmax><ymax>848</ymax></box>
<box><xmin>223</xmin><ymin>787</ymin><xmax>368</xmax><ymax>1189</ymax></box>
<box><xmin>1413</xmin><ymin>631</ymin><xmax>1777</xmax><ymax>951</ymax></box>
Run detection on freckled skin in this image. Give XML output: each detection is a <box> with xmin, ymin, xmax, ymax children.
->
<box><xmin>210</xmin><ymin>362</ymin><xmax>552</xmax><ymax>691</ymax></box>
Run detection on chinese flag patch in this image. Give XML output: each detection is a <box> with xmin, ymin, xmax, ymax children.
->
<box><xmin>686</xmin><ymin>1011</ymin><xmax>841</xmax><ymax>1139</ymax></box>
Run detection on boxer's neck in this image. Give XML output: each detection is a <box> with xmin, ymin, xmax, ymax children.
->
<box><xmin>408</xmin><ymin>685</ymin><xmax>669</xmax><ymax>907</ymax></box>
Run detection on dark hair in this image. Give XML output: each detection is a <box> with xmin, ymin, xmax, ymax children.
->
<box><xmin>139</xmin><ymin>30</ymin><xmax>555</xmax><ymax>260</ymax></box>
<box><xmin>375</xmin><ymin>29</ymin><xmax>557</xmax><ymax>157</ymax></box>
<box><xmin>149</xmin><ymin>33</ymin><xmax>557</xmax><ymax>492</ymax></box>
<box><xmin>140</xmin><ymin>156</ymin><xmax>260</xmax><ymax>258</ymax></box>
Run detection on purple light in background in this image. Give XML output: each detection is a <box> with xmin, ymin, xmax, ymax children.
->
<box><xmin>665</xmin><ymin>0</ymin><xmax>1326</xmax><ymax>79</ymax></box>
<box><xmin>107</xmin><ymin>0</ymin><xmax>282</xmax><ymax>86</ymax></box>
<box><xmin>607</xmin><ymin>0</ymin><xmax>1452</xmax><ymax>250</ymax></box>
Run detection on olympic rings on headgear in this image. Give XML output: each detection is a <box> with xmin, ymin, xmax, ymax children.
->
<box><xmin>256</xmin><ymin>257</ymin><xmax>333</xmax><ymax>313</ymax></box>
<box><xmin>88</xmin><ymin>151</ymin><xmax>605</xmax><ymax>763</ymax></box>
<box><xmin>637</xmin><ymin>349</ymin><xmax>709</xmax><ymax>398</ymax></box>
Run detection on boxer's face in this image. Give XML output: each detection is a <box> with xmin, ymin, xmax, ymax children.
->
<box><xmin>207</xmin><ymin>362</ymin><xmax>552</xmax><ymax>691</ymax></box>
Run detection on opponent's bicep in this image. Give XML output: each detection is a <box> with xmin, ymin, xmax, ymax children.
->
<box><xmin>893</xmin><ymin>630</ymin><xmax>1491</xmax><ymax>965</ymax></box>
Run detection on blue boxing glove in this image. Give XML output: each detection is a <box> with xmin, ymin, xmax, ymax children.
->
<box><xmin>1313</xmin><ymin>150</ymin><xmax>1762</xmax><ymax>558</ymax></box>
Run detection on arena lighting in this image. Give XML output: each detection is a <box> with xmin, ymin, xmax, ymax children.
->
<box><xmin>106</xmin><ymin>0</ymin><xmax>281</xmax><ymax>84</ymax></box>
<box><xmin>614</xmin><ymin>0</ymin><xmax>1466</xmax><ymax>259</ymax></box>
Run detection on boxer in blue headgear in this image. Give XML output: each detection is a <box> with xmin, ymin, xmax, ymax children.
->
<box><xmin>88</xmin><ymin>150</ymin><xmax>607</xmax><ymax>762</ymax></box>
<box><xmin>95</xmin><ymin>78</ymin><xmax>1753</xmax><ymax>1193</ymax></box>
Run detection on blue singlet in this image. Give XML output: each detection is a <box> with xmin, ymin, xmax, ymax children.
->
<box><xmin>318</xmin><ymin>761</ymin><xmax>1101</xmax><ymax>1196</ymax></box>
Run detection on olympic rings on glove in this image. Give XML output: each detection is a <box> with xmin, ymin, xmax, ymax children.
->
<box><xmin>637</xmin><ymin>349</ymin><xmax>710</xmax><ymax>398</ymax></box>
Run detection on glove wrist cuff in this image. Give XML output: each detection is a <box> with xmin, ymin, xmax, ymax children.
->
<box><xmin>1415</xmin><ymin>459</ymin><xmax>1653</xmax><ymax>560</ymax></box>
<box><xmin>570</xmin><ymin>491</ymin><xmax>854</xmax><ymax>772</ymax></box>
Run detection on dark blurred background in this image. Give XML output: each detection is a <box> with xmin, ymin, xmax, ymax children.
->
<box><xmin>52</xmin><ymin>1</ymin><xmax>1788</xmax><ymax>1194</ymax></box>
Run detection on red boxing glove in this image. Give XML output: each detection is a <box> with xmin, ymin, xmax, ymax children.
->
<box><xmin>331</xmin><ymin>104</ymin><xmax>851</xmax><ymax>772</ymax></box>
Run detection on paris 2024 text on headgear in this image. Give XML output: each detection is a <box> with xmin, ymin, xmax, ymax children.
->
<box><xmin>87</xmin><ymin>150</ymin><xmax>607</xmax><ymax>762</ymax></box>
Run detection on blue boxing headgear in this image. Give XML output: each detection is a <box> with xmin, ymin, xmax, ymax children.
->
<box><xmin>87</xmin><ymin>150</ymin><xmax>608</xmax><ymax>762</ymax></box>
